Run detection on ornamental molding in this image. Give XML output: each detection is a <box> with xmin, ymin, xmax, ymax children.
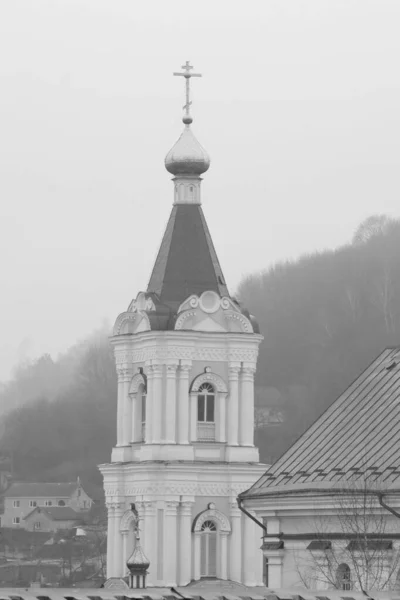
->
<box><xmin>120</xmin><ymin>482</ymin><xmax>251</xmax><ymax>497</ymax></box>
<box><xmin>128</xmin><ymin>292</ymin><xmax>156</xmax><ymax>313</ymax></box>
<box><xmin>116</xmin><ymin>365</ymin><xmax>134</xmax><ymax>379</ymax></box>
<box><xmin>120</xmin><ymin>508</ymin><xmax>138</xmax><ymax>532</ymax></box>
<box><xmin>225</xmin><ymin>311</ymin><xmax>253</xmax><ymax>333</ymax></box>
<box><xmin>114</xmin><ymin>346</ymin><xmax>258</xmax><ymax>365</ymax></box>
<box><xmin>177</xmin><ymin>292</ymin><xmax>241</xmax><ymax>315</ymax></box>
<box><xmin>192</xmin><ymin>507</ymin><xmax>231</xmax><ymax>533</ymax></box>
<box><xmin>175</xmin><ymin>311</ymin><xmax>197</xmax><ymax>330</ymax></box>
<box><xmin>113</xmin><ymin>311</ymin><xmax>151</xmax><ymax>335</ymax></box>
<box><xmin>129</xmin><ymin>372</ymin><xmax>147</xmax><ymax>395</ymax></box>
<box><xmin>190</xmin><ymin>372</ymin><xmax>228</xmax><ymax>393</ymax></box>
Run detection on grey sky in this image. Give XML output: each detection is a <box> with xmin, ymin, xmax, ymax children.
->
<box><xmin>1</xmin><ymin>0</ymin><xmax>399</xmax><ymax>381</ymax></box>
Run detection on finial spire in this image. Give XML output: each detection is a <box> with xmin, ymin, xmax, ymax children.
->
<box><xmin>173</xmin><ymin>61</ymin><xmax>202</xmax><ymax>125</ymax></box>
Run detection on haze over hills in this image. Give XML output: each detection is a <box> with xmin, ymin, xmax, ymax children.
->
<box><xmin>0</xmin><ymin>215</ymin><xmax>399</xmax><ymax>495</ymax></box>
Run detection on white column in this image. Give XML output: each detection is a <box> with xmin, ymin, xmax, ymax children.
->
<box><xmin>121</xmin><ymin>367</ymin><xmax>133</xmax><ymax>446</ymax></box>
<box><xmin>113</xmin><ymin>504</ymin><xmax>124</xmax><ymax>577</ymax></box>
<box><xmin>133</xmin><ymin>390</ymin><xmax>142</xmax><ymax>442</ymax></box>
<box><xmin>218</xmin><ymin>392</ymin><xmax>228</xmax><ymax>443</ymax></box>
<box><xmin>268</xmin><ymin>555</ymin><xmax>283</xmax><ymax>588</ymax></box>
<box><xmin>165</xmin><ymin>363</ymin><xmax>178</xmax><ymax>443</ymax></box>
<box><xmin>194</xmin><ymin>533</ymin><xmax>201</xmax><ymax>580</ymax></box>
<box><xmin>145</xmin><ymin>365</ymin><xmax>153</xmax><ymax>443</ymax></box>
<box><xmin>143</xmin><ymin>502</ymin><xmax>156</xmax><ymax>585</ymax></box>
<box><xmin>220</xmin><ymin>532</ymin><xmax>228</xmax><ymax>580</ymax></box>
<box><xmin>227</xmin><ymin>364</ymin><xmax>240</xmax><ymax>445</ymax></box>
<box><xmin>243</xmin><ymin>512</ymin><xmax>257</xmax><ymax>586</ymax></box>
<box><xmin>229</xmin><ymin>502</ymin><xmax>242</xmax><ymax>583</ymax></box>
<box><xmin>254</xmin><ymin>525</ymin><xmax>264</xmax><ymax>585</ymax></box>
<box><xmin>116</xmin><ymin>371</ymin><xmax>124</xmax><ymax>446</ymax></box>
<box><xmin>177</xmin><ymin>362</ymin><xmax>191</xmax><ymax>444</ymax></box>
<box><xmin>152</xmin><ymin>363</ymin><xmax>163</xmax><ymax>444</ymax></box>
<box><xmin>178</xmin><ymin>501</ymin><xmax>193</xmax><ymax>585</ymax></box>
<box><xmin>106</xmin><ymin>504</ymin><xmax>115</xmax><ymax>578</ymax></box>
<box><xmin>240</xmin><ymin>364</ymin><xmax>256</xmax><ymax>446</ymax></box>
<box><xmin>122</xmin><ymin>530</ymin><xmax>129</xmax><ymax>575</ymax></box>
<box><xmin>164</xmin><ymin>501</ymin><xmax>178</xmax><ymax>585</ymax></box>
<box><xmin>189</xmin><ymin>392</ymin><xmax>197</xmax><ymax>442</ymax></box>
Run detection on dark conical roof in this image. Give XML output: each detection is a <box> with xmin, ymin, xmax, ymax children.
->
<box><xmin>147</xmin><ymin>204</ymin><xmax>229</xmax><ymax>310</ymax></box>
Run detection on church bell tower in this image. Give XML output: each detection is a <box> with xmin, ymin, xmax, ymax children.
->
<box><xmin>100</xmin><ymin>62</ymin><xmax>265</xmax><ymax>587</ymax></box>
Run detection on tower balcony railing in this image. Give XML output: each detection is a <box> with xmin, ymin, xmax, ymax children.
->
<box><xmin>197</xmin><ymin>422</ymin><xmax>215</xmax><ymax>442</ymax></box>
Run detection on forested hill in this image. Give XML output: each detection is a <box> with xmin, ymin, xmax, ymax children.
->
<box><xmin>239</xmin><ymin>215</ymin><xmax>400</xmax><ymax>462</ymax></box>
<box><xmin>0</xmin><ymin>215</ymin><xmax>399</xmax><ymax>492</ymax></box>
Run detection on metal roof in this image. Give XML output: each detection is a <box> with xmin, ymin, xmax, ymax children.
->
<box><xmin>24</xmin><ymin>506</ymin><xmax>81</xmax><ymax>521</ymax></box>
<box><xmin>147</xmin><ymin>204</ymin><xmax>229</xmax><ymax>310</ymax></box>
<box><xmin>0</xmin><ymin>587</ymin><xmax>392</xmax><ymax>600</ymax></box>
<box><xmin>242</xmin><ymin>347</ymin><xmax>400</xmax><ymax>498</ymax></box>
<box><xmin>4</xmin><ymin>482</ymin><xmax>80</xmax><ymax>498</ymax></box>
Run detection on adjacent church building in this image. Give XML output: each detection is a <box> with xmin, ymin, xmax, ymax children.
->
<box><xmin>99</xmin><ymin>63</ymin><xmax>266</xmax><ymax>587</ymax></box>
<box><xmin>241</xmin><ymin>346</ymin><xmax>400</xmax><ymax>592</ymax></box>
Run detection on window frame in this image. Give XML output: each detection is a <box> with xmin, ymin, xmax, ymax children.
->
<box><xmin>13</xmin><ymin>500</ymin><xmax>20</xmax><ymax>508</ymax></box>
<box><xmin>197</xmin><ymin>383</ymin><xmax>215</xmax><ymax>424</ymax></box>
<box><xmin>13</xmin><ymin>516</ymin><xmax>21</xmax><ymax>525</ymax></box>
<box><xmin>29</xmin><ymin>500</ymin><xmax>37</xmax><ymax>508</ymax></box>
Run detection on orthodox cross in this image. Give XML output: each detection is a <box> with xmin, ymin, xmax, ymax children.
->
<box><xmin>173</xmin><ymin>61</ymin><xmax>202</xmax><ymax>119</ymax></box>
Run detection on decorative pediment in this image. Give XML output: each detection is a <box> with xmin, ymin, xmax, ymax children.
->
<box><xmin>127</xmin><ymin>292</ymin><xmax>156</xmax><ymax>313</ymax></box>
<box><xmin>175</xmin><ymin>291</ymin><xmax>253</xmax><ymax>333</ymax></box>
<box><xmin>178</xmin><ymin>291</ymin><xmax>241</xmax><ymax>315</ymax></box>
<box><xmin>113</xmin><ymin>311</ymin><xmax>151</xmax><ymax>335</ymax></box>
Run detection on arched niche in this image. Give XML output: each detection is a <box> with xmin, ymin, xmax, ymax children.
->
<box><xmin>120</xmin><ymin>508</ymin><xmax>139</xmax><ymax>533</ymax></box>
<box><xmin>129</xmin><ymin>372</ymin><xmax>147</xmax><ymax>395</ymax></box>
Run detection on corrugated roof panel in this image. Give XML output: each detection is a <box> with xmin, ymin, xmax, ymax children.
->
<box><xmin>243</xmin><ymin>347</ymin><xmax>400</xmax><ymax>498</ymax></box>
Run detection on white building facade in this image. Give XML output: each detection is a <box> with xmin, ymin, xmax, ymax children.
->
<box><xmin>241</xmin><ymin>347</ymin><xmax>400</xmax><ymax>592</ymax></box>
<box><xmin>99</xmin><ymin>63</ymin><xmax>266</xmax><ymax>587</ymax></box>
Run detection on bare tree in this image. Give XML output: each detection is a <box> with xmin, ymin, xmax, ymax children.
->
<box><xmin>296</xmin><ymin>476</ymin><xmax>400</xmax><ymax>592</ymax></box>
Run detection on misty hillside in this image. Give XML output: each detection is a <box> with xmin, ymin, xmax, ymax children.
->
<box><xmin>0</xmin><ymin>215</ymin><xmax>399</xmax><ymax>493</ymax></box>
<box><xmin>239</xmin><ymin>215</ymin><xmax>400</xmax><ymax>462</ymax></box>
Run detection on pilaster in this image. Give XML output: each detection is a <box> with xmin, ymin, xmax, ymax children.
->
<box><xmin>151</xmin><ymin>363</ymin><xmax>163</xmax><ymax>444</ymax></box>
<box><xmin>177</xmin><ymin>361</ymin><xmax>191</xmax><ymax>444</ymax></box>
<box><xmin>165</xmin><ymin>362</ymin><xmax>178</xmax><ymax>443</ymax></box>
<box><xmin>145</xmin><ymin>364</ymin><xmax>153</xmax><ymax>444</ymax></box>
<box><xmin>227</xmin><ymin>363</ymin><xmax>240</xmax><ymax>446</ymax></box>
<box><xmin>240</xmin><ymin>364</ymin><xmax>256</xmax><ymax>446</ymax></box>
<box><xmin>143</xmin><ymin>501</ymin><xmax>156</xmax><ymax>585</ymax></box>
<box><xmin>178</xmin><ymin>501</ymin><xmax>193</xmax><ymax>585</ymax></box>
<box><xmin>164</xmin><ymin>501</ymin><xmax>179</xmax><ymax>585</ymax></box>
<box><xmin>229</xmin><ymin>501</ymin><xmax>242</xmax><ymax>582</ymax></box>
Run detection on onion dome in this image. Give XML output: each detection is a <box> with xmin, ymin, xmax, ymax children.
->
<box><xmin>126</xmin><ymin>537</ymin><xmax>150</xmax><ymax>573</ymax></box>
<box><xmin>165</xmin><ymin>125</ymin><xmax>210</xmax><ymax>176</ymax></box>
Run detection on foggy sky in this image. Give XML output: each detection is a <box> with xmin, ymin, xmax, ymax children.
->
<box><xmin>1</xmin><ymin>0</ymin><xmax>400</xmax><ymax>381</ymax></box>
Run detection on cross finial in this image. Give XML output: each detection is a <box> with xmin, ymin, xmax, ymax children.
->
<box><xmin>173</xmin><ymin>61</ymin><xmax>202</xmax><ymax>124</ymax></box>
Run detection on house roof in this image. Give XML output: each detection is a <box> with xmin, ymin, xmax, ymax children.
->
<box><xmin>24</xmin><ymin>506</ymin><xmax>82</xmax><ymax>522</ymax></box>
<box><xmin>242</xmin><ymin>347</ymin><xmax>400</xmax><ymax>499</ymax></box>
<box><xmin>4</xmin><ymin>481</ymin><xmax>79</xmax><ymax>498</ymax></box>
<box><xmin>147</xmin><ymin>204</ymin><xmax>229</xmax><ymax>310</ymax></box>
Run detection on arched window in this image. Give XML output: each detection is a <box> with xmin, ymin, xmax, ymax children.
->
<box><xmin>58</xmin><ymin>500</ymin><xmax>66</xmax><ymax>507</ymax></box>
<box><xmin>200</xmin><ymin>520</ymin><xmax>217</xmax><ymax>577</ymax></box>
<box><xmin>336</xmin><ymin>563</ymin><xmax>351</xmax><ymax>590</ymax></box>
<box><xmin>197</xmin><ymin>383</ymin><xmax>215</xmax><ymax>441</ymax></box>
